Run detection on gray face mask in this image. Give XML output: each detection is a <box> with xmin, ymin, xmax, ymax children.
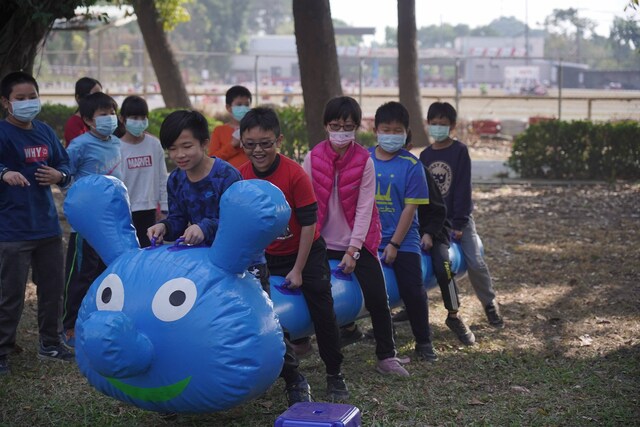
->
<box><xmin>428</xmin><ymin>125</ymin><xmax>450</xmax><ymax>142</ymax></box>
<box><xmin>11</xmin><ymin>98</ymin><xmax>41</xmax><ymax>122</ymax></box>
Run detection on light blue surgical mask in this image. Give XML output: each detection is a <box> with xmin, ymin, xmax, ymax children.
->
<box><xmin>428</xmin><ymin>124</ymin><xmax>450</xmax><ymax>142</ymax></box>
<box><xmin>125</xmin><ymin>118</ymin><xmax>148</xmax><ymax>137</ymax></box>
<box><xmin>11</xmin><ymin>98</ymin><xmax>41</xmax><ymax>122</ymax></box>
<box><xmin>377</xmin><ymin>133</ymin><xmax>406</xmax><ymax>153</ymax></box>
<box><xmin>95</xmin><ymin>115</ymin><xmax>118</xmax><ymax>137</ymax></box>
<box><xmin>231</xmin><ymin>105</ymin><xmax>251</xmax><ymax>122</ymax></box>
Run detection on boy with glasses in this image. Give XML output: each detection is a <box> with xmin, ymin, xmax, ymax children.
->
<box><xmin>238</xmin><ymin>107</ymin><xmax>347</xmax><ymax>402</ymax></box>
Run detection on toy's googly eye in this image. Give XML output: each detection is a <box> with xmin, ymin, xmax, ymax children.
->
<box><xmin>152</xmin><ymin>278</ymin><xmax>197</xmax><ymax>322</ymax></box>
<box><xmin>96</xmin><ymin>274</ymin><xmax>125</xmax><ymax>311</ymax></box>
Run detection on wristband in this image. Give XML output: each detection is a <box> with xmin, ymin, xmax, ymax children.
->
<box><xmin>389</xmin><ymin>240</ymin><xmax>401</xmax><ymax>249</ymax></box>
<box><xmin>0</xmin><ymin>168</ymin><xmax>9</xmax><ymax>182</ymax></box>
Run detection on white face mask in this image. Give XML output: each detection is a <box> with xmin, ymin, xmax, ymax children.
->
<box><xmin>328</xmin><ymin>130</ymin><xmax>355</xmax><ymax>147</ymax></box>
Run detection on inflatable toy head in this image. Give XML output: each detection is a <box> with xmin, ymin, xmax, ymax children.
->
<box><xmin>64</xmin><ymin>175</ymin><xmax>290</xmax><ymax>413</ymax></box>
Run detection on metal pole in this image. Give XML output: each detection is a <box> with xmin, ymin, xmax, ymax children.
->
<box><xmin>454</xmin><ymin>58</ymin><xmax>460</xmax><ymax>114</ymax></box>
<box><xmin>142</xmin><ymin>46</ymin><xmax>148</xmax><ymax>96</ymax></box>
<box><xmin>558</xmin><ymin>58</ymin><xmax>563</xmax><ymax>120</ymax></box>
<box><xmin>97</xmin><ymin>31</ymin><xmax>103</xmax><ymax>82</ymax></box>
<box><xmin>359</xmin><ymin>58</ymin><xmax>364</xmax><ymax>106</ymax></box>
<box><xmin>525</xmin><ymin>0</ymin><xmax>529</xmax><ymax>65</ymax></box>
<box><xmin>254</xmin><ymin>55</ymin><xmax>259</xmax><ymax>105</ymax></box>
<box><xmin>587</xmin><ymin>98</ymin><xmax>593</xmax><ymax>121</ymax></box>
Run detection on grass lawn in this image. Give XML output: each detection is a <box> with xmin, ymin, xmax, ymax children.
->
<box><xmin>1</xmin><ymin>183</ymin><xmax>638</xmax><ymax>426</ymax></box>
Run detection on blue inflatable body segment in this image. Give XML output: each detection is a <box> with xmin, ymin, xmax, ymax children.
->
<box><xmin>272</xmin><ymin>243</ymin><xmax>468</xmax><ymax>340</ymax></box>
<box><xmin>66</xmin><ymin>176</ymin><xmax>290</xmax><ymax>413</ymax></box>
<box><xmin>64</xmin><ymin>175</ymin><xmax>139</xmax><ymax>264</ymax></box>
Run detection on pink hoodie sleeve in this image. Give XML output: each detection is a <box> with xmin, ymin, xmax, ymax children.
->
<box><xmin>349</xmin><ymin>157</ymin><xmax>375</xmax><ymax>249</ymax></box>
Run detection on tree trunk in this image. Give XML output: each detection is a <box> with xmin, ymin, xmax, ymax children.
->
<box><xmin>293</xmin><ymin>0</ymin><xmax>342</xmax><ymax>147</ymax></box>
<box><xmin>132</xmin><ymin>0</ymin><xmax>191</xmax><ymax>109</ymax></box>
<box><xmin>0</xmin><ymin>1</ymin><xmax>75</xmax><ymax>80</ymax></box>
<box><xmin>397</xmin><ymin>0</ymin><xmax>428</xmax><ymax>146</ymax></box>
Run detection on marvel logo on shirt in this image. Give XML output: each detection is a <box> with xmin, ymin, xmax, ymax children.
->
<box><xmin>126</xmin><ymin>155</ymin><xmax>153</xmax><ymax>169</ymax></box>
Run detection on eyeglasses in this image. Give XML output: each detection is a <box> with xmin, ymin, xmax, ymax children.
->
<box><xmin>242</xmin><ymin>140</ymin><xmax>276</xmax><ymax>150</ymax></box>
<box><xmin>327</xmin><ymin>122</ymin><xmax>356</xmax><ymax>132</ymax></box>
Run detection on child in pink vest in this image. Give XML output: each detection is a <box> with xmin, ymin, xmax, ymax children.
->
<box><xmin>303</xmin><ymin>96</ymin><xmax>409</xmax><ymax>377</ymax></box>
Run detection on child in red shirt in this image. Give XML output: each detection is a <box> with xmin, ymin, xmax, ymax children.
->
<box><xmin>238</xmin><ymin>107</ymin><xmax>348</xmax><ymax>402</ymax></box>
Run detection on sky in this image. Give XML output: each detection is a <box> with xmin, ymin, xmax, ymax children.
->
<box><xmin>329</xmin><ymin>0</ymin><xmax>636</xmax><ymax>44</ymax></box>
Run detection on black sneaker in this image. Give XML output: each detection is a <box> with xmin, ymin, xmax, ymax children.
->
<box><xmin>285</xmin><ymin>376</ymin><xmax>312</xmax><ymax>406</ymax></box>
<box><xmin>415</xmin><ymin>342</ymin><xmax>438</xmax><ymax>362</ymax></box>
<box><xmin>339</xmin><ymin>324</ymin><xmax>365</xmax><ymax>348</ymax></box>
<box><xmin>392</xmin><ymin>309</ymin><xmax>409</xmax><ymax>323</ymax></box>
<box><xmin>0</xmin><ymin>356</ymin><xmax>9</xmax><ymax>375</ymax></box>
<box><xmin>445</xmin><ymin>316</ymin><xmax>476</xmax><ymax>346</ymax></box>
<box><xmin>484</xmin><ymin>302</ymin><xmax>505</xmax><ymax>328</ymax></box>
<box><xmin>326</xmin><ymin>373</ymin><xmax>349</xmax><ymax>400</ymax></box>
<box><xmin>38</xmin><ymin>342</ymin><xmax>75</xmax><ymax>362</ymax></box>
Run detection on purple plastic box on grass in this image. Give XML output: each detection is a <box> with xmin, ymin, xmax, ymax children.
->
<box><xmin>274</xmin><ymin>402</ymin><xmax>362</xmax><ymax>427</ymax></box>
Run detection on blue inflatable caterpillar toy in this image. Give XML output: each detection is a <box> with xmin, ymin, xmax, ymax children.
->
<box><xmin>269</xmin><ymin>243</ymin><xmax>470</xmax><ymax>340</ymax></box>
<box><xmin>64</xmin><ymin>175</ymin><xmax>290</xmax><ymax>413</ymax></box>
<box><xmin>65</xmin><ymin>175</ymin><xmax>475</xmax><ymax>413</ymax></box>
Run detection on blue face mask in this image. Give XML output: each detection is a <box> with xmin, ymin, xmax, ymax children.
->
<box><xmin>428</xmin><ymin>125</ymin><xmax>450</xmax><ymax>142</ymax></box>
<box><xmin>125</xmin><ymin>118</ymin><xmax>148</xmax><ymax>137</ymax></box>
<box><xmin>11</xmin><ymin>98</ymin><xmax>41</xmax><ymax>122</ymax></box>
<box><xmin>95</xmin><ymin>115</ymin><xmax>118</xmax><ymax>137</ymax></box>
<box><xmin>231</xmin><ymin>105</ymin><xmax>251</xmax><ymax>122</ymax></box>
<box><xmin>377</xmin><ymin>133</ymin><xmax>406</xmax><ymax>153</ymax></box>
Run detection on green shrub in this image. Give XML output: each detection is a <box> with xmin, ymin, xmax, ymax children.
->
<box><xmin>357</xmin><ymin>131</ymin><xmax>376</xmax><ymax>148</ymax></box>
<box><xmin>508</xmin><ymin>120</ymin><xmax>640</xmax><ymax>180</ymax></box>
<box><xmin>275</xmin><ymin>105</ymin><xmax>308</xmax><ymax>162</ymax></box>
<box><xmin>147</xmin><ymin>108</ymin><xmax>221</xmax><ymax>139</ymax></box>
<box><xmin>40</xmin><ymin>103</ymin><xmax>76</xmax><ymax>143</ymax></box>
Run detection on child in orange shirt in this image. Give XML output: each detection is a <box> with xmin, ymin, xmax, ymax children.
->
<box><xmin>208</xmin><ymin>85</ymin><xmax>251</xmax><ymax>168</ymax></box>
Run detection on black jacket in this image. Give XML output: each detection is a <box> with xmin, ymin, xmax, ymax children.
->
<box><xmin>418</xmin><ymin>165</ymin><xmax>451</xmax><ymax>244</ymax></box>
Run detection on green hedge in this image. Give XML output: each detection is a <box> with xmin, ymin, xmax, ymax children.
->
<box><xmin>39</xmin><ymin>103</ymin><xmax>76</xmax><ymax>143</ymax></box>
<box><xmin>508</xmin><ymin>120</ymin><xmax>640</xmax><ymax>180</ymax></box>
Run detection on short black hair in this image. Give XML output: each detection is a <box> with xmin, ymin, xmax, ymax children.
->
<box><xmin>324</xmin><ymin>96</ymin><xmax>362</xmax><ymax>126</ymax></box>
<box><xmin>159</xmin><ymin>110</ymin><xmax>209</xmax><ymax>149</ymax></box>
<box><xmin>120</xmin><ymin>95</ymin><xmax>149</xmax><ymax>118</ymax></box>
<box><xmin>75</xmin><ymin>77</ymin><xmax>101</xmax><ymax>102</ymax></box>
<box><xmin>0</xmin><ymin>71</ymin><xmax>39</xmax><ymax>99</ymax></box>
<box><xmin>427</xmin><ymin>102</ymin><xmax>457</xmax><ymax>124</ymax></box>
<box><xmin>240</xmin><ymin>107</ymin><xmax>281</xmax><ymax>139</ymax></box>
<box><xmin>374</xmin><ymin>101</ymin><xmax>409</xmax><ymax>129</ymax></box>
<box><xmin>225</xmin><ymin>85</ymin><xmax>252</xmax><ymax>106</ymax></box>
<box><xmin>79</xmin><ymin>92</ymin><xmax>118</xmax><ymax>122</ymax></box>
<box><xmin>323</xmin><ymin>96</ymin><xmax>362</xmax><ymax>126</ymax></box>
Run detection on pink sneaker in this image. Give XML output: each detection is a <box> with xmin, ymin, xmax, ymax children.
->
<box><xmin>376</xmin><ymin>357</ymin><xmax>410</xmax><ymax>377</ymax></box>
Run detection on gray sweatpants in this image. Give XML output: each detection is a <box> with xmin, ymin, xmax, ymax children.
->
<box><xmin>0</xmin><ymin>236</ymin><xmax>64</xmax><ymax>357</ymax></box>
<box><xmin>458</xmin><ymin>216</ymin><xmax>497</xmax><ymax>307</ymax></box>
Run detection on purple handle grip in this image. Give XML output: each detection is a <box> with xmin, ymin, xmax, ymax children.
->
<box><xmin>274</xmin><ymin>280</ymin><xmax>302</xmax><ymax>296</ymax></box>
<box><xmin>332</xmin><ymin>267</ymin><xmax>352</xmax><ymax>281</ymax></box>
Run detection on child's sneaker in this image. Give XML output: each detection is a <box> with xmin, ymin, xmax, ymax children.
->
<box><xmin>62</xmin><ymin>328</ymin><xmax>75</xmax><ymax>349</ymax></box>
<box><xmin>445</xmin><ymin>316</ymin><xmax>476</xmax><ymax>346</ymax></box>
<box><xmin>415</xmin><ymin>342</ymin><xmax>438</xmax><ymax>362</ymax></box>
<box><xmin>484</xmin><ymin>302</ymin><xmax>505</xmax><ymax>328</ymax></box>
<box><xmin>285</xmin><ymin>376</ymin><xmax>312</xmax><ymax>406</ymax></box>
<box><xmin>290</xmin><ymin>338</ymin><xmax>313</xmax><ymax>358</ymax></box>
<box><xmin>376</xmin><ymin>357</ymin><xmax>410</xmax><ymax>377</ymax></box>
<box><xmin>339</xmin><ymin>324</ymin><xmax>364</xmax><ymax>348</ymax></box>
<box><xmin>0</xmin><ymin>355</ymin><xmax>9</xmax><ymax>375</ymax></box>
<box><xmin>38</xmin><ymin>342</ymin><xmax>75</xmax><ymax>362</ymax></box>
<box><xmin>326</xmin><ymin>373</ymin><xmax>349</xmax><ymax>400</ymax></box>
<box><xmin>392</xmin><ymin>309</ymin><xmax>409</xmax><ymax>322</ymax></box>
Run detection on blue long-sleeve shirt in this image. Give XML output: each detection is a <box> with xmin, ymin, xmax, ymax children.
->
<box><xmin>66</xmin><ymin>131</ymin><xmax>122</xmax><ymax>180</ymax></box>
<box><xmin>0</xmin><ymin>119</ymin><xmax>71</xmax><ymax>241</ymax></box>
<box><xmin>419</xmin><ymin>140</ymin><xmax>474</xmax><ymax>231</ymax></box>
<box><xmin>160</xmin><ymin>158</ymin><xmax>242</xmax><ymax>245</ymax></box>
